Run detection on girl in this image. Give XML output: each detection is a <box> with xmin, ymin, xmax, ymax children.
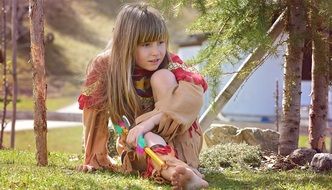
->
<box><xmin>78</xmin><ymin>3</ymin><xmax>209</xmax><ymax>190</ymax></box>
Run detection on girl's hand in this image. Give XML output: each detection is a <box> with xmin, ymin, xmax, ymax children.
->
<box><xmin>126</xmin><ymin>113</ymin><xmax>162</xmax><ymax>147</ymax></box>
<box><xmin>126</xmin><ymin>124</ymin><xmax>147</xmax><ymax>147</ymax></box>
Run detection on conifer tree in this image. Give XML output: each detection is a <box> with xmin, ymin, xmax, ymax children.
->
<box><xmin>308</xmin><ymin>0</ymin><xmax>330</xmax><ymax>152</ymax></box>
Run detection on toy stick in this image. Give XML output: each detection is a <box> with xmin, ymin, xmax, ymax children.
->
<box><xmin>137</xmin><ymin>135</ymin><xmax>165</xmax><ymax>168</ymax></box>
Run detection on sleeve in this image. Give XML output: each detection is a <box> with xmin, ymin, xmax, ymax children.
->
<box><xmin>135</xmin><ymin>80</ymin><xmax>204</xmax><ymax>142</ymax></box>
<box><xmin>77</xmin><ymin>52</ymin><xmax>116</xmax><ymax>171</ymax></box>
<box><xmin>79</xmin><ymin>108</ymin><xmax>114</xmax><ymax>171</ymax></box>
<box><xmin>78</xmin><ymin>52</ymin><xmax>109</xmax><ymax>110</ymax></box>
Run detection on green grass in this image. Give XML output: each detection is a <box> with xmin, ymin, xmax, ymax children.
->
<box><xmin>2</xmin><ymin>96</ymin><xmax>76</xmax><ymax>111</ymax></box>
<box><xmin>3</xmin><ymin>126</ymin><xmax>82</xmax><ymax>154</ymax></box>
<box><xmin>2</xmin><ymin>128</ymin><xmax>332</xmax><ymax>189</ymax></box>
<box><xmin>299</xmin><ymin>135</ymin><xmax>331</xmax><ymax>151</ymax></box>
<box><xmin>0</xmin><ymin>150</ymin><xmax>160</xmax><ymax>190</ymax></box>
<box><xmin>1</xmin><ymin>150</ymin><xmax>332</xmax><ymax>189</ymax></box>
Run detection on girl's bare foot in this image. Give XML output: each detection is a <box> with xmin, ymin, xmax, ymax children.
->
<box><xmin>190</xmin><ymin>167</ymin><xmax>205</xmax><ymax>179</ymax></box>
<box><xmin>170</xmin><ymin>166</ymin><xmax>209</xmax><ymax>190</ymax></box>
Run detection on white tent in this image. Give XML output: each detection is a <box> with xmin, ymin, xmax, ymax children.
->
<box><xmin>177</xmin><ymin>35</ymin><xmax>332</xmax><ymax>123</ymax></box>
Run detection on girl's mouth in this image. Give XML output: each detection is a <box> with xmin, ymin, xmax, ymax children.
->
<box><xmin>149</xmin><ymin>59</ymin><xmax>160</xmax><ymax>64</ymax></box>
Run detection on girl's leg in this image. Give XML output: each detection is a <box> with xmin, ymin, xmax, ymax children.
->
<box><xmin>144</xmin><ymin>132</ymin><xmax>208</xmax><ymax>190</ymax></box>
<box><xmin>149</xmin><ymin>69</ymin><xmax>208</xmax><ymax>189</ymax></box>
<box><xmin>150</xmin><ymin>69</ymin><xmax>178</xmax><ymax>102</ymax></box>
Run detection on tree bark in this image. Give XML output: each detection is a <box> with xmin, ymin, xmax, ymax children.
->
<box><xmin>279</xmin><ymin>0</ymin><xmax>306</xmax><ymax>156</ymax></box>
<box><xmin>11</xmin><ymin>0</ymin><xmax>18</xmax><ymax>149</ymax></box>
<box><xmin>29</xmin><ymin>0</ymin><xmax>47</xmax><ymax>166</ymax></box>
<box><xmin>0</xmin><ymin>0</ymin><xmax>8</xmax><ymax>149</ymax></box>
<box><xmin>308</xmin><ymin>0</ymin><xmax>329</xmax><ymax>152</ymax></box>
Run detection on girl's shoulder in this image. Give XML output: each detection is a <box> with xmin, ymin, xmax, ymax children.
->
<box><xmin>167</xmin><ymin>53</ymin><xmax>208</xmax><ymax>92</ymax></box>
<box><xmin>78</xmin><ymin>51</ymin><xmax>110</xmax><ymax>110</ymax></box>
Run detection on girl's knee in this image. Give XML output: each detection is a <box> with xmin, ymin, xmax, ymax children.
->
<box><xmin>150</xmin><ymin>69</ymin><xmax>177</xmax><ymax>101</ymax></box>
<box><xmin>150</xmin><ymin>69</ymin><xmax>177</xmax><ymax>89</ymax></box>
<box><xmin>144</xmin><ymin>132</ymin><xmax>166</xmax><ymax>147</ymax></box>
<box><xmin>144</xmin><ymin>132</ymin><xmax>155</xmax><ymax>139</ymax></box>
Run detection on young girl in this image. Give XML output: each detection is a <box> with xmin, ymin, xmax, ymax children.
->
<box><xmin>78</xmin><ymin>3</ymin><xmax>209</xmax><ymax>189</ymax></box>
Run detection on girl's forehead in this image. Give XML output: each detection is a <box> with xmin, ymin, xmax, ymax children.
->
<box><xmin>139</xmin><ymin>38</ymin><xmax>166</xmax><ymax>43</ymax></box>
<box><xmin>135</xmin><ymin>16</ymin><xmax>168</xmax><ymax>43</ymax></box>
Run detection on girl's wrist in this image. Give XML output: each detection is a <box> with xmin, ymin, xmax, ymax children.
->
<box><xmin>136</xmin><ymin>113</ymin><xmax>162</xmax><ymax>135</ymax></box>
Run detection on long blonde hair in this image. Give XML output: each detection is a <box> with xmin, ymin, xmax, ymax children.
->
<box><xmin>106</xmin><ymin>3</ymin><xmax>170</xmax><ymax>124</ymax></box>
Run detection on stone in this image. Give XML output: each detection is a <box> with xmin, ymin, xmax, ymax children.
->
<box><xmin>238</xmin><ymin>128</ymin><xmax>279</xmax><ymax>152</ymax></box>
<box><xmin>310</xmin><ymin>153</ymin><xmax>332</xmax><ymax>172</ymax></box>
<box><xmin>204</xmin><ymin>125</ymin><xmax>280</xmax><ymax>152</ymax></box>
<box><xmin>289</xmin><ymin>148</ymin><xmax>317</xmax><ymax>166</ymax></box>
<box><xmin>203</xmin><ymin>125</ymin><xmax>243</xmax><ymax>147</ymax></box>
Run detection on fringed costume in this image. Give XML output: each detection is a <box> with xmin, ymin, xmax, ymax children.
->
<box><xmin>78</xmin><ymin>52</ymin><xmax>208</xmax><ymax>183</ymax></box>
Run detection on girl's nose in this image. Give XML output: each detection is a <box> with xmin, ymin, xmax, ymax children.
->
<box><xmin>151</xmin><ymin>43</ymin><xmax>159</xmax><ymax>55</ymax></box>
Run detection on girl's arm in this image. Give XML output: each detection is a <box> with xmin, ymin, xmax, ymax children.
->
<box><xmin>126</xmin><ymin>112</ymin><xmax>162</xmax><ymax>146</ymax></box>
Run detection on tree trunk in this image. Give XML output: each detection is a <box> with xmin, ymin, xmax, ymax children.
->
<box><xmin>29</xmin><ymin>0</ymin><xmax>47</xmax><ymax>166</ymax></box>
<box><xmin>11</xmin><ymin>0</ymin><xmax>18</xmax><ymax>149</ymax></box>
<box><xmin>329</xmin><ymin>25</ymin><xmax>332</xmax><ymax>154</ymax></box>
<box><xmin>279</xmin><ymin>0</ymin><xmax>306</xmax><ymax>156</ymax></box>
<box><xmin>308</xmin><ymin>0</ymin><xmax>329</xmax><ymax>152</ymax></box>
<box><xmin>0</xmin><ymin>0</ymin><xmax>8</xmax><ymax>149</ymax></box>
<box><xmin>199</xmin><ymin>11</ymin><xmax>286</xmax><ymax>131</ymax></box>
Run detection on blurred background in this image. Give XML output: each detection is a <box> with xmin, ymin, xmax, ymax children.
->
<box><xmin>0</xmin><ymin>0</ymin><xmax>198</xmax><ymax>153</ymax></box>
<box><xmin>1</xmin><ymin>0</ymin><xmax>328</xmax><ymax>154</ymax></box>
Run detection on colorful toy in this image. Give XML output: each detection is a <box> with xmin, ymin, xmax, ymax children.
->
<box><xmin>137</xmin><ymin>135</ymin><xmax>165</xmax><ymax>168</ymax></box>
<box><xmin>114</xmin><ymin>116</ymin><xmax>131</xmax><ymax>136</ymax></box>
<box><xmin>115</xmin><ymin>116</ymin><xmax>165</xmax><ymax>168</ymax></box>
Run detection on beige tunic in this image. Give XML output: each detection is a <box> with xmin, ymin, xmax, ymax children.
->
<box><xmin>135</xmin><ymin>81</ymin><xmax>204</xmax><ymax>168</ymax></box>
<box><xmin>81</xmin><ymin>80</ymin><xmax>204</xmax><ymax>172</ymax></box>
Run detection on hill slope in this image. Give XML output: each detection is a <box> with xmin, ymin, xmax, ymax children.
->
<box><xmin>10</xmin><ymin>0</ymin><xmax>196</xmax><ymax>98</ymax></box>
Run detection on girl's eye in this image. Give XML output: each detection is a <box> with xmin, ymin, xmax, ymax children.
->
<box><xmin>159</xmin><ymin>41</ymin><xmax>165</xmax><ymax>44</ymax></box>
<box><xmin>142</xmin><ymin>43</ymin><xmax>150</xmax><ymax>47</ymax></box>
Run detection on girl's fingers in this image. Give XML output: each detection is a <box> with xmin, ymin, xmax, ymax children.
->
<box><xmin>126</xmin><ymin>129</ymin><xmax>137</xmax><ymax>147</ymax></box>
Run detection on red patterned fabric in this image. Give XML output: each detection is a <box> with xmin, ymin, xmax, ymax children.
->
<box><xmin>142</xmin><ymin>145</ymin><xmax>173</xmax><ymax>178</ymax></box>
<box><xmin>78</xmin><ymin>94</ymin><xmax>89</xmax><ymax>110</ymax></box>
<box><xmin>78</xmin><ymin>53</ymin><xmax>108</xmax><ymax>110</ymax></box>
<box><xmin>169</xmin><ymin>53</ymin><xmax>208</xmax><ymax>92</ymax></box>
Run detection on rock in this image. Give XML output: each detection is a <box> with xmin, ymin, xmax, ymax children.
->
<box><xmin>238</xmin><ymin>128</ymin><xmax>279</xmax><ymax>152</ymax></box>
<box><xmin>310</xmin><ymin>153</ymin><xmax>332</xmax><ymax>172</ymax></box>
<box><xmin>204</xmin><ymin>125</ymin><xmax>279</xmax><ymax>152</ymax></box>
<box><xmin>289</xmin><ymin>148</ymin><xmax>317</xmax><ymax>166</ymax></box>
<box><xmin>203</xmin><ymin>125</ymin><xmax>243</xmax><ymax>147</ymax></box>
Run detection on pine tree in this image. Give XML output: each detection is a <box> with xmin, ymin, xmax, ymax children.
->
<box><xmin>279</xmin><ymin>0</ymin><xmax>306</xmax><ymax>156</ymax></box>
<box><xmin>308</xmin><ymin>0</ymin><xmax>330</xmax><ymax>152</ymax></box>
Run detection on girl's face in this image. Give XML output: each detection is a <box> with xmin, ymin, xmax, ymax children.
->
<box><xmin>135</xmin><ymin>40</ymin><xmax>166</xmax><ymax>71</ymax></box>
